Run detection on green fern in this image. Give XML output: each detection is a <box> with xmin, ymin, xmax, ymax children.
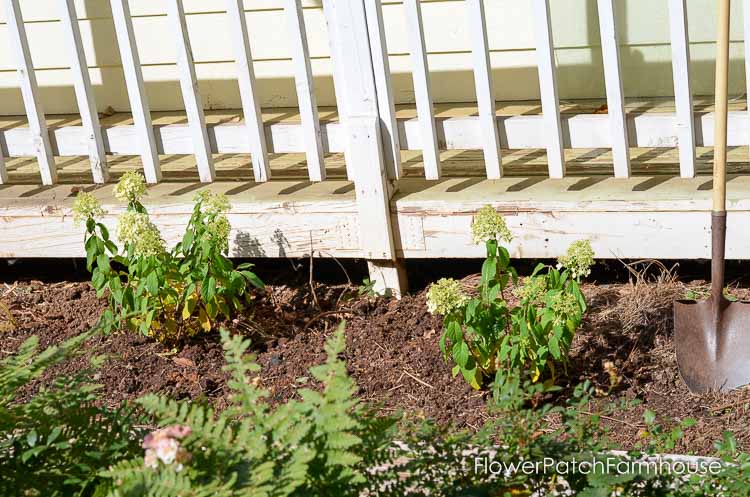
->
<box><xmin>0</xmin><ymin>330</ymin><xmax>142</xmax><ymax>497</ymax></box>
<box><xmin>104</xmin><ymin>322</ymin><xmax>396</xmax><ymax>497</ymax></box>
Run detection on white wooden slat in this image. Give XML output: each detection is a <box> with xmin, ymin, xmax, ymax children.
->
<box><xmin>744</xmin><ymin>0</ymin><xmax>750</xmax><ymax>161</ymax></box>
<box><xmin>58</xmin><ymin>0</ymin><xmax>108</xmax><ymax>184</ymax></box>
<box><xmin>403</xmin><ymin>0</ymin><xmax>441</xmax><ymax>180</ymax></box>
<box><xmin>531</xmin><ymin>0</ymin><xmax>565</xmax><ymax>179</ymax></box>
<box><xmin>321</xmin><ymin>0</ymin><xmax>354</xmax><ymax>181</ymax></box>
<box><xmin>466</xmin><ymin>0</ymin><xmax>502</xmax><ymax>179</ymax></box>
<box><xmin>110</xmin><ymin>0</ymin><xmax>161</xmax><ymax>184</ymax></box>
<box><xmin>597</xmin><ymin>0</ymin><xmax>630</xmax><ymax>178</ymax></box>
<box><xmin>284</xmin><ymin>0</ymin><xmax>326</xmax><ymax>182</ymax></box>
<box><xmin>0</xmin><ymin>150</ymin><xmax>6</xmax><ymax>184</ymax></box>
<box><xmin>4</xmin><ymin>0</ymin><xmax>56</xmax><ymax>185</ymax></box>
<box><xmin>226</xmin><ymin>0</ymin><xmax>270</xmax><ymax>182</ymax></box>
<box><xmin>166</xmin><ymin>0</ymin><xmax>215</xmax><ymax>183</ymax></box>
<box><xmin>668</xmin><ymin>0</ymin><xmax>696</xmax><ymax>178</ymax></box>
<box><xmin>364</xmin><ymin>0</ymin><xmax>402</xmax><ymax>180</ymax></box>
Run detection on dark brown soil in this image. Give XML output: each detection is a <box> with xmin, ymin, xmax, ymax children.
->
<box><xmin>2</xmin><ymin>274</ymin><xmax>750</xmax><ymax>456</ymax></box>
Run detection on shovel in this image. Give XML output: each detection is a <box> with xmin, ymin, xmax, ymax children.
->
<box><xmin>674</xmin><ymin>0</ymin><xmax>750</xmax><ymax>393</ymax></box>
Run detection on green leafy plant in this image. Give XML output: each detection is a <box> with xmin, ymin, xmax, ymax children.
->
<box><xmin>104</xmin><ymin>323</ymin><xmax>397</xmax><ymax>497</ymax></box>
<box><xmin>428</xmin><ymin>205</ymin><xmax>592</xmax><ymax>388</ymax></box>
<box><xmin>73</xmin><ymin>172</ymin><xmax>264</xmax><ymax>342</ymax></box>
<box><xmin>686</xmin><ymin>286</ymin><xmax>738</xmax><ymax>302</ymax></box>
<box><xmin>637</xmin><ymin>409</ymin><xmax>697</xmax><ymax>453</ymax></box>
<box><xmin>0</xmin><ymin>330</ymin><xmax>142</xmax><ymax>496</ymax></box>
<box><xmin>358</xmin><ymin>278</ymin><xmax>378</xmax><ymax>297</ymax></box>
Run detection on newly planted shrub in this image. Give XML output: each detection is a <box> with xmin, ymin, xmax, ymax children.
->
<box><xmin>428</xmin><ymin>205</ymin><xmax>592</xmax><ymax>388</ymax></box>
<box><xmin>73</xmin><ymin>172</ymin><xmax>264</xmax><ymax>342</ymax></box>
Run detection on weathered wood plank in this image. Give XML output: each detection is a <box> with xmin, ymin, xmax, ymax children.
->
<box><xmin>284</xmin><ymin>0</ymin><xmax>326</xmax><ymax>182</ymax></box>
<box><xmin>668</xmin><ymin>0</ymin><xmax>696</xmax><ymax>178</ymax></box>
<box><xmin>0</xmin><ymin>110</ymin><xmax>746</xmax><ymax>160</ymax></box>
<box><xmin>110</xmin><ymin>0</ymin><xmax>162</xmax><ymax>183</ymax></box>
<box><xmin>466</xmin><ymin>0</ymin><xmax>502</xmax><ymax>179</ymax></box>
<box><xmin>333</xmin><ymin>0</ymin><xmax>405</xmax><ymax>296</ymax></box>
<box><xmin>4</xmin><ymin>174</ymin><xmax>750</xmax><ymax>260</ymax></box>
<box><xmin>58</xmin><ymin>0</ymin><xmax>108</xmax><ymax>184</ymax></box>
<box><xmin>531</xmin><ymin>0</ymin><xmax>565</xmax><ymax>178</ymax></box>
<box><xmin>166</xmin><ymin>0</ymin><xmax>215</xmax><ymax>183</ymax></box>
<box><xmin>597</xmin><ymin>0</ymin><xmax>630</xmax><ymax>178</ymax></box>
<box><xmin>3</xmin><ymin>0</ymin><xmax>57</xmax><ymax>185</ymax></box>
<box><xmin>404</xmin><ymin>0</ymin><xmax>441</xmax><ymax>179</ymax></box>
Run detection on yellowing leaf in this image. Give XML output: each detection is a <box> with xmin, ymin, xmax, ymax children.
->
<box><xmin>182</xmin><ymin>294</ymin><xmax>198</xmax><ymax>320</ymax></box>
<box><xmin>198</xmin><ymin>308</ymin><xmax>211</xmax><ymax>332</ymax></box>
<box><xmin>531</xmin><ymin>366</ymin><xmax>541</xmax><ymax>382</ymax></box>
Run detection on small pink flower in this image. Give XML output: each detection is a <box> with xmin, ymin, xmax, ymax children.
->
<box><xmin>162</xmin><ymin>425</ymin><xmax>192</xmax><ymax>439</ymax></box>
<box><xmin>142</xmin><ymin>425</ymin><xmax>193</xmax><ymax>470</ymax></box>
<box><xmin>154</xmin><ymin>437</ymin><xmax>179</xmax><ymax>465</ymax></box>
<box><xmin>144</xmin><ymin>449</ymin><xmax>158</xmax><ymax>469</ymax></box>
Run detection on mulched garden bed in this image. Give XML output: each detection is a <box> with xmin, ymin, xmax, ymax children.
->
<box><xmin>2</xmin><ymin>270</ymin><xmax>750</xmax><ymax>456</ymax></box>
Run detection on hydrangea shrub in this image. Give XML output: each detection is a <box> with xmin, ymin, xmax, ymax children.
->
<box><xmin>73</xmin><ymin>173</ymin><xmax>263</xmax><ymax>342</ymax></box>
<box><xmin>428</xmin><ymin>205</ymin><xmax>593</xmax><ymax>388</ymax></box>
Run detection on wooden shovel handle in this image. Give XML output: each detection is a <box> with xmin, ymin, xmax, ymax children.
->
<box><xmin>714</xmin><ymin>0</ymin><xmax>731</xmax><ymax>213</ymax></box>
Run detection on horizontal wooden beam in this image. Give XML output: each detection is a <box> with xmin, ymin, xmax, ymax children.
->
<box><xmin>3</xmin><ymin>175</ymin><xmax>750</xmax><ymax>259</ymax></box>
<box><xmin>0</xmin><ymin>111</ymin><xmax>745</xmax><ymax>159</ymax></box>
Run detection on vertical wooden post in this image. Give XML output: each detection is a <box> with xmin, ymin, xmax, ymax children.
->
<box><xmin>4</xmin><ymin>0</ymin><xmax>57</xmax><ymax>185</ymax></box>
<box><xmin>404</xmin><ymin>0</ymin><xmax>441</xmax><ymax>180</ymax></box>
<box><xmin>110</xmin><ymin>0</ymin><xmax>161</xmax><ymax>183</ymax></box>
<box><xmin>743</xmin><ymin>0</ymin><xmax>750</xmax><ymax>163</ymax></box>
<box><xmin>330</xmin><ymin>0</ymin><xmax>407</xmax><ymax>297</ymax></box>
<box><xmin>285</xmin><ymin>0</ymin><xmax>326</xmax><ymax>182</ymax></box>
<box><xmin>597</xmin><ymin>0</ymin><xmax>631</xmax><ymax>178</ymax></box>
<box><xmin>668</xmin><ymin>0</ymin><xmax>696</xmax><ymax>178</ymax></box>
<box><xmin>364</xmin><ymin>0</ymin><xmax>402</xmax><ymax>180</ymax></box>
<box><xmin>59</xmin><ymin>0</ymin><xmax>108</xmax><ymax>183</ymax></box>
<box><xmin>531</xmin><ymin>0</ymin><xmax>565</xmax><ymax>179</ymax></box>
<box><xmin>466</xmin><ymin>0</ymin><xmax>502</xmax><ymax>179</ymax></box>
<box><xmin>0</xmin><ymin>143</ymin><xmax>6</xmax><ymax>184</ymax></box>
<box><xmin>226</xmin><ymin>0</ymin><xmax>271</xmax><ymax>182</ymax></box>
<box><xmin>322</xmin><ymin>0</ymin><xmax>355</xmax><ymax>180</ymax></box>
<box><xmin>167</xmin><ymin>0</ymin><xmax>215</xmax><ymax>183</ymax></box>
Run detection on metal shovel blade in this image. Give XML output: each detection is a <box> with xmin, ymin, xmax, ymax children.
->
<box><xmin>674</xmin><ymin>0</ymin><xmax>750</xmax><ymax>394</ymax></box>
<box><xmin>675</xmin><ymin>296</ymin><xmax>750</xmax><ymax>393</ymax></box>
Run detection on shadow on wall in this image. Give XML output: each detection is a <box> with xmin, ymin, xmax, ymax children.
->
<box><xmin>0</xmin><ymin>0</ymin><xmax>742</xmax><ymax>115</ymax></box>
<box><xmin>233</xmin><ymin>229</ymin><xmax>291</xmax><ymax>258</ymax></box>
<box><xmin>1</xmin><ymin>54</ymin><xmax>741</xmax><ymax>116</ymax></box>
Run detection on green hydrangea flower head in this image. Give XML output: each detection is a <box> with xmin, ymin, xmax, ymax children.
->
<box><xmin>205</xmin><ymin>215</ymin><xmax>231</xmax><ymax>253</ymax></box>
<box><xmin>550</xmin><ymin>291</ymin><xmax>579</xmax><ymax>322</ymax></box>
<box><xmin>72</xmin><ymin>191</ymin><xmax>105</xmax><ymax>225</ymax></box>
<box><xmin>557</xmin><ymin>239</ymin><xmax>595</xmax><ymax>281</ymax></box>
<box><xmin>513</xmin><ymin>276</ymin><xmax>547</xmax><ymax>304</ymax></box>
<box><xmin>426</xmin><ymin>278</ymin><xmax>468</xmax><ymax>316</ymax></box>
<box><xmin>471</xmin><ymin>205</ymin><xmax>513</xmax><ymax>245</ymax></box>
<box><xmin>194</xmin><ymin>190</ymin><xmax>231</xmax><ymax>216</ymax></box>
<box><xmin>116</xmin><ymin>211</ymin><xmax>165</xmax><ymax>257</ymax></box>
<box><xmin>113</xmin><ymin>171</ymin><xmax>148</xmax><ymax>203</ymax></box>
